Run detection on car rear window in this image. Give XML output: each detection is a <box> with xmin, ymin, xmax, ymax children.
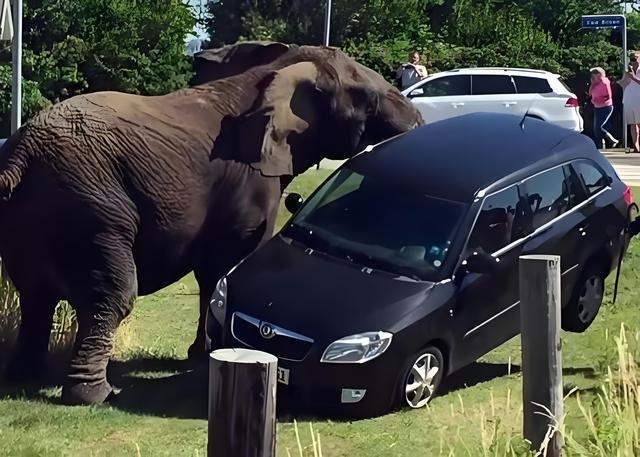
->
<box><xmin>513</xmin><ymin>76</ymin><xmax>553</xmax><ymax>94</ymax></box>
<box><xmin>523</xmin><ymin>167</ymin><xmax>571</xmax><ymax>230</ymax></box>
<box><xmin>471</xmin><ymin>75</ymin><xmax>516</xmax><ymax>95</ymax></box>
<box><xmin>573</xmin><ymin>160</ymin><xmax>609</xmax><ymax>196</ymax></box>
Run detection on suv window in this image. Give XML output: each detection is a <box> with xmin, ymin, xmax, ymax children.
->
<box><xmin>472</xmin><ymin>75</ymin><xmax>516</xmax><ymax>95</ymax></box>
<box><xmin>524</xmin><ymin>167</ymin><xmax>571</xmax><ymax>230</ymax></box>
<box><xmin>468</xmin><ymin>185</ymin><xmax>529</xmax><ymax>254</ymax></box>
<box><xmin>513</xmin><ymin>76</ymin><xmax>553</xmax><ymax>94</ymax></box>
<box><xmin>414</xmin><ymin>75</ymin><xmax>471</xmax><ymax>97</ymax></box>
<box><xmin>573</xmin><ymin>160</ymin><xmax>609</xmax><ymax>196</ymax></box>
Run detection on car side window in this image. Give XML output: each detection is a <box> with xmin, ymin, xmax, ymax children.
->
<box><xmin>467</xmin><ymin>185</ymin><xmax>530</xmax><ymax>255</ymax></box>
<box><xmin>563</xmin><ymin>164</ymin><xmax>588</xmax><ymax>207</ymax></box>
<box><xmin>573</xmin><ymin>160</ymin><xmax>610</xmax><ymax>196</ymax></box>
<box><xmin>471</xmin><ymin>75</ymin><xmax>516</xmax><ymax>95</ymax></box>
<box><xmin>411</xmin><ymin>75</ymin><xmax>471</xmax><ymax>97</ymax></box>
<box><xmin>513</xmin><ymin>76</ymin><xmax>553</xmax><ymax>94</ymax></box>
<box><xmin>523</xmin><ymin>167</ymin><xmax>571</xmax><ymax>230</ymax></box>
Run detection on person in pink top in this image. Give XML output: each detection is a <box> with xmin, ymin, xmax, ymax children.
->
<box><xmin>588</xmin><ymin>67</ymin><xmax>618</xmax><ymax>149</ymax></box>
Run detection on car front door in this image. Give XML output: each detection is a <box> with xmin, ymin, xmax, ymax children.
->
<box><xmin>468</xmin><ymin>74</ymin><xmax>520</xmax><ymax>116</ymax></box>
<box><xmin>450</xmin><ymin>184</ymin><xmax>533</xmax><ymax>369</ymax></box>
<box><xmin>406</xmin><ymin>74</ymin><xmax>471</xmax><ymax>123</ymax></box>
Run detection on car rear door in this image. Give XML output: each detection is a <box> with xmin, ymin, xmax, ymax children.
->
<box><xmin>451</xmin><ymin>183</ymin><xmax>533</xmax><ymax>369</ymax></box>
<box><xmin>406</xmin><ymin>74</ymin><xmax>471</xmax><ymax>123</ymax></box>
<box><xmin>518</xmin><ymin>164</ymin><xmax>589</xmax><ymax>307</ymax></box>
<box><xmin>468</xmin><ymin>74</ymin><xmax>521</xmax><ymax>116</ymax></box>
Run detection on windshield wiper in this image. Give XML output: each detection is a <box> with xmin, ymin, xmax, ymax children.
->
<box><xmin>338</xmin><ymin>248</ymin><xmax>424</xmax><ymax>281</ymax></box>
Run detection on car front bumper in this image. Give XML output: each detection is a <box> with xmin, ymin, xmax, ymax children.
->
<box><xmin>206</xmin><ymin>306</ymin><xmax>406</xmax><ymax>418</ymax></box>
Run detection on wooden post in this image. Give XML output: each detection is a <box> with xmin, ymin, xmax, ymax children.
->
<box><xmin>208</xmin><ymin>348</ymin><xmax>278</xmax><ymax>457</ymax></box>
<box><xmin>519</xmin><ymin>255</ymin><xmax>563</xmax><ymax>456</ymax></box>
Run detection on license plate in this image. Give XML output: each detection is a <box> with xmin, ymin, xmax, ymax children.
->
<box><xmin>277</xmin><ymin>367</ymin><xmax>290</xmax><ymax>385</ymax></box>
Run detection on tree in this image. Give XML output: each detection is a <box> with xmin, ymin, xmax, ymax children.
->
<box><xmin>0</xmin><ymin>0</ymin><xmax>195</xmax><ymax>136</ymax></box>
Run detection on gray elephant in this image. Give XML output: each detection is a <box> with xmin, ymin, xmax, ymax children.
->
<box><xmin>0</xmin><ymin>43</ymin><xmax>422</xmax><ymax>405</ymax></box>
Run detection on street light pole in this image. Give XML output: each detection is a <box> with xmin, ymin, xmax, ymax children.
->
<box><xmin>323</xmin><ymin>0</ymin><xmax>331</xmax><ymax>46</ymax></box>
<box><xmin>10</xmin><ymin>0</ymin><xmax>22</xmax><ymax>134</ymax></box>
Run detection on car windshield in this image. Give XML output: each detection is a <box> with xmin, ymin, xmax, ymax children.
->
<box><xmin>282</xmin><ymin>167</ymin><xmax>466</xmax><ymax>280</ymax></box>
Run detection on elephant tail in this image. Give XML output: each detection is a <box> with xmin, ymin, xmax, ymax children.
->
<box><xmin>0</xmin><ymin>128</ymin><xmax>30</xmax><ymax>201</ymax></box>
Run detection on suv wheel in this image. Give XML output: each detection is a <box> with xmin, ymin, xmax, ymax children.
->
<box><xmin>398</xmin><ymin>346</ymin><xmax>444</xmax><ymax>409</ymax></box>
<box><xmin>562</xmin><ymin>263</ymin><xmax>605</xmax><ymax>332</ymax></box>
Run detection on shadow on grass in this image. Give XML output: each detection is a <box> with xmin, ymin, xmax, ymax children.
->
<box><xmin>0</xmin><ymin>354</ymin><xmax>602</xmax><ymax>422</ymax></box>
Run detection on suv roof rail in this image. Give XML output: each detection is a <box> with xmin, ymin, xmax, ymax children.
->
<box><xmin>446</xmin><ymin>67</ymin><xmax>552</xmax><ymax>75</ymax></box>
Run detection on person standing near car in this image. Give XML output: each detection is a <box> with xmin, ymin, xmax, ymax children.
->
<box><xmin>396</xmin><ymin>51</ymin><xmax>428</xmax><ymax>90</ymax></box>
<box><xmin>588</xmin><ymin>67</ymin><xmax>618</xmax><ymax>149</ymax></box>
<box><xmin>620</xmin><ymin>52</ymin><xmax>640</xmax><ymax>153</ymax></box>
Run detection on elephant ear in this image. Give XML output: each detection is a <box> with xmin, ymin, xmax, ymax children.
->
<box><xmin>218</xmin><ymin>61</ymin><xmax>326</xmax><ymax>177</ymax></box>
<box><xmin>191</xmin><ymin>41</ymin><xmax>291</xmax><ymax>85</ymax></box>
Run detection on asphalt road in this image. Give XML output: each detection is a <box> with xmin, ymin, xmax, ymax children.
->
<box><xmin>603</xmin><ymin>151</ymin><xmax>640</xmax><ymax>186</ymax></box>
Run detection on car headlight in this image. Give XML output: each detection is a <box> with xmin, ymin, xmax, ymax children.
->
<box><xmin>320</xmin><ymin>331</ymin><xmax>393</xmax><ymax>364</ymax></box>
<box><xmin>209</xmin><ymin>276</ymin><xmax>227</xmax><ymax>324</ymax></box>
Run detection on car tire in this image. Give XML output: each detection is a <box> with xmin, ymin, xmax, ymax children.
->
<box><xmin>562</xmin><ymin>262</ymin><xmax>606</xmax><ymax>333</ymax></box>
<box><xmin>396</xmin><ymin>345</ymin><xmax>445</xmax><ymax>409</ymax></box>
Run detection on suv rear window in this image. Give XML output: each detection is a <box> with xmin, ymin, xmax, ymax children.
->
<box><xmin>523</xmin><ymin>167</ymin><xmax>571</xmax><ymax>230</ymax></box>
<box><xmin>471</xmin><ymin>75</ymin><xmax>516</xmax><ymax>95</ymax></box>
<box><xmin>513</xmin><ymin>76</ymin><xmax>553</xmax><ymax>94</ymax></box>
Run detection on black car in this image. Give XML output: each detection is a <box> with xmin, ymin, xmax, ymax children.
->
<box><xmin>205</xmin><ymin>113</ymin><xmax>634</xmax><ymax>417</ymax></box>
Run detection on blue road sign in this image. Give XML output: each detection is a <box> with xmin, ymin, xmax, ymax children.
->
<box><xmin>581</xmin><ymin>15</ymin><xmax>625</xmax><ymax>29</ymax></box>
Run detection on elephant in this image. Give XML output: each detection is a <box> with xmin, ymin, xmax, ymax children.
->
<box><xmin>0</xmin><ymin>43</ymin><xmax>422</xmax><ymax>405</ymax></box>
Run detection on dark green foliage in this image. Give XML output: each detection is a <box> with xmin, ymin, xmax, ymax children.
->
<box><xmin>0</xmin><ymin>0</ymin><xmax>195</xmax><ymax>137</ymax></box>
<box><xmin>206</xmin><ymin>0</ymin><xmax>634</xmax><ymax>91</ymax></box>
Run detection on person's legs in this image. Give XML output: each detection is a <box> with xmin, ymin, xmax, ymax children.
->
<box><xmin>631</xmin><ymin>124</ymin><xmax>640</xmax><ymax>152</ymax></box>
<box><xmin>600</xmin><ymin>106</ymin><xmax>617</xmax><ymax>146</ymax></box>
<box><xmin>593</xmin><ymin>107</ymin><xmax>605</xmax><ymax>148</ymax></box>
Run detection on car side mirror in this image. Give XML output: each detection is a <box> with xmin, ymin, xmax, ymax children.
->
<box><xmin>409</xmin><ymin>88</ymin><xmax>424</xmax><ymax>97</ymax></box>
<box><xmin>285</xmin><ymin>193</ymin><xmax>304</xmax><ymax>214</ymax></box>
<box><xmin>461</xmin><ymin>251</ymin><xmax>500</xmax><ymax>274</ymax></box>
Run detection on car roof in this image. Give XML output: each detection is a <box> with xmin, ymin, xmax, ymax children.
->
<box><xmin>433</xmin><ymin>67</ymin><xmax>558</xmax><ymax>77</ymax></box>
<box><xmin>349</xmin><ymin>113</ymin><xmax>603</xmax><ymax>203</ymax></box>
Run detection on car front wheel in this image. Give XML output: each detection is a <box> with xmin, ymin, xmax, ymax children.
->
<box><xmin>398</xmin><ymin>346</ymin><xmax>444</xmax><ymax>409</ymax></box>
<box><xmin>562</xmin><ymin>264</ymin><xmax>605</xmax><ymax>332</ymax></box>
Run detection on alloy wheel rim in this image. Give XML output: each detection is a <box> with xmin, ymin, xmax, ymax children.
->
<box><xmin>405</xmin><ymin>353</ymin><xmax>440</xmax><ymax>408</ymax></box>
<box><xmin>577</xmin><ymin>275</ymin><xmax>603</xmax><ymax>323</ymax></box>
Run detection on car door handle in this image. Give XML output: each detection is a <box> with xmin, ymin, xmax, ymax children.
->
<box><xmin>451</xmin><ymin>102</ymin><xmax>465</xmax><ymax>108</ymax></box>
<box><xmin>503</xmin><ymin>102</ymin><xmax>518</xmax><ymax>107</ymax></box>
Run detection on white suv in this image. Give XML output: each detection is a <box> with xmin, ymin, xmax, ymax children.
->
<box><xmin>402</xmin><ymin>68</ymin><xmax>583</xmax><ymax>131</ymax></box>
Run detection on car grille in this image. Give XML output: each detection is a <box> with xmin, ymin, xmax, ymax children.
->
<box><xmin>231</xmin><ymin>312</ymin><xmax>314</xmax><ymax>362</ymax></box>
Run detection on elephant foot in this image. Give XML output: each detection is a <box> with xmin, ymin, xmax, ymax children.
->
<box><xmin>61</xmin><ymin>379</ymin><xmax>118</xmax><ymax>406</ymax></box>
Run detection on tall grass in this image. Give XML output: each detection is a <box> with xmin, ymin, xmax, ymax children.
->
<box><xmin>288</xmin><ymin>324</ymin><xmax>639</xmax><ymax>456</ymax></box>
<box><xmin>0</xmin><ymin>258</ymin><xmax>77</xmax><ymax>355</ymax></box>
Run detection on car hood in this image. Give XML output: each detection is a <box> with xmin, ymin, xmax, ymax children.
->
<box><xmin>227</xmin><ymin>235</ymin><xmax>436</xmax><ymax>344</ymax></box>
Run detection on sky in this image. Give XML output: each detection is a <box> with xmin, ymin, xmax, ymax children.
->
<box><xmin>188</xmin><ymin>0</ymin><xmax>209</xmax><ymax>40</ymax></box>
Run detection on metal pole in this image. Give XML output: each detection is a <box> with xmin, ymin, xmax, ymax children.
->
<box><xmin>622</xmin><ymin>15</ymin><xmax>628</xmax><ymax>151</ymax></box>
<box><xmin>519</xmin><ymin>255</ymin><xmax>563</xmax><ymax>456</ymax></box>
<box><xmin>10</xmin><ymin>0</ymin><xmax>22</xmax><ymax>134</ymax></box>
<box><xmin>323</xmin><ymin>0</ymin><xmax>331</xmax><ymax>46</ymax></box>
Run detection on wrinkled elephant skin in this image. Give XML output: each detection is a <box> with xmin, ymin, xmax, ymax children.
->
<box><xmin>0</xmin><ymin>44</ymin><xmax>422</xmax><ymax>405</ymax></box>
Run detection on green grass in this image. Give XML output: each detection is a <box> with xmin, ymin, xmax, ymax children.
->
<box><xmin>0</xmin><ymin>172</ymin><xmax>638</xmax><ymax>456</ymax></box>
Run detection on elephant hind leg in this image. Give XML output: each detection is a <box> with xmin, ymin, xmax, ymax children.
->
<box><xmin>5</xmin><ymin>289</ymin><xmax>59</xmax><ymax>383</ymax></box>
<box><xmin>61</xmin><ymin>235</ymin><xmax>137</xmax><ymax>406</ymax></box>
